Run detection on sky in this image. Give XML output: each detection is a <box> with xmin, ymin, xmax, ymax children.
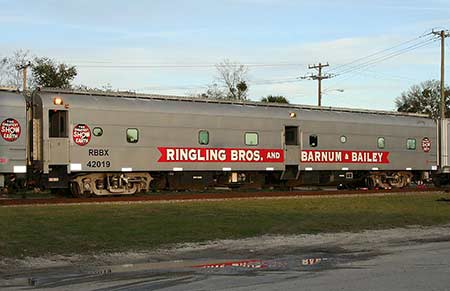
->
<box><xmin>1</xmin><ymin>0</ymin><xmax>450</xmax><ymax>110</ymax></box>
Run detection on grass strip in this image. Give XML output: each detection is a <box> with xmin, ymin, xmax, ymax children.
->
<box><xmin>1</xmin><ymin>193</ymin><xmax>450</xmax><ymax>258</ymax></box>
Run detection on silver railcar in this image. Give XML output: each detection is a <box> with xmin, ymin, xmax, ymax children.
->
<box><xmin>0</xmin><ymin>89</ymin><xmax>27</xmax><ymax>191</ymax></box>
<box><xmin>27</xmin><ymin>89</ymin><xmax>437</xmax><ymax>196</ymax></box>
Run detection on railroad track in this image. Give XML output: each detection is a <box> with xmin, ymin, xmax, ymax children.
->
<box><xmin>0</xmin><ymin>187</ymin><xmax>445</xmax><ymax>206</ymax></box>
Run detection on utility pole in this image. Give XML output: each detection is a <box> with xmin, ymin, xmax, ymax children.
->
<box><xmin>432</xmin><ymin>30</ymin><xmax>450</xmax><ymax>120</ymax></box>
<box><xmin>432</xmin><ymin>30</ymin><xmax>450</xmax><ymax>169</ymax></box>
<box><xmin>303</xmin><ymin>63</ymin><xmax>332</xmax><ymax>106</ymax></box>
<box><xmin>16</xmin><ymin>61</ymin><xmax>31</xmax><ymax>93</ymax></box>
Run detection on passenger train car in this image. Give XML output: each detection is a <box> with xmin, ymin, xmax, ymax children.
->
<box><xmin>0</xmin><ymin>89</ymin><xmax>27</xmax><ymax>191</ymax></box>
<box><xmin>0</xmin><ymin>88</ymin><xmax>443</xmax><ymax>196</ymax></box>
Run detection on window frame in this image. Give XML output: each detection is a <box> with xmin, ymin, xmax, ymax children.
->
<box><xmin>93</xmin><ymin>127</ymin><xmax>103</xmax><ymax>137</ymax></box>
<box><xmin>406</xmin><ymin>138</ymin><xmax>416</xmax><ymax>150</ymax></box>
<box><xmin>198</xmin><ymin>130</ymin><xmax>209</xmax><ymax>145</ymax></box>
<box><xmin>285</xmin><ymin>126</ymin><xmax>299</xmax><ymax>145</ymax></box>
<box><xmin>126</xmin><ymin>128</ymin><xmax>139</xmax><ymax>143</ymax></box>
<box><xmin>309</xmin><ymin>134</ymin><xmax>318</xmax><ymax>148</ymax></box>
<box><xmin>377</xmin><ymin>137</ymin><xmax>385</xmax><ymax>149</ymax></box>
<box><xmin>48</xmin><ymin>110</ymin><xmax>68</xmax><ymax>138</ymax></box>
<box><xmin>245</xmin><ymin>132</ymin><xmax>259</xmax><ymax>146</ymax></box>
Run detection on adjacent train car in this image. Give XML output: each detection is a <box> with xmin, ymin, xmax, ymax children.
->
<box><xmin>0</xmin><ymin>88</ymin><xmax>27</xmax><ymax>191</ymax></box>
<box><xmin>29</xmin><ymin>89</ymin><xmax>437</xmax><ymax>196</ymax></box>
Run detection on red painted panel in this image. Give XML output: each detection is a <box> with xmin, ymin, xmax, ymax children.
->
<box><xmin>301</xmin><ymin>150</ymin><xmax>389</xmax><ymax>164</ymax></box>
<box><xmin>158</xmin><ymin>147</ymin><xmax>284</xmax><ymax>163</ymax></box>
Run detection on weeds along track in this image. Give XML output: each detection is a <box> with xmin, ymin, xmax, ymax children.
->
<box><xmin>0</xmin><ymin>187</ymin><xmax>444</xmax><ymax>206</ymax></box>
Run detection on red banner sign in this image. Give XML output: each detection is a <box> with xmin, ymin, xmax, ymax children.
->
<box><xmin>73</xmin><ymin>124</ymin><xmax>91</xmax><ymax>146</ymax></box>
<box><xmin>0</xmin><ymin>157</ymin><xmax>8</xmax><ymax>164</ymax></box>
<box><xmin>301</xmin><ymin>150</ymin><xmax>389</xmax><ymax>164</ymax></box>
<box><xmin>158</xmin><ymin>147</ymin><xmax>284</xmax><ymax>163</ymax></box>
<box><xmin>1</xmin><ymin>118</ymin><xmax>21</xmax><ymax>142</ymax></box>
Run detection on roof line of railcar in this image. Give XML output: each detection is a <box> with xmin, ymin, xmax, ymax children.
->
<box><xmin>37</xmin><ymin>87</ymin><xmax>430</xmax><ymax>118</ymax></box>
<box><xmin>0</xmin><ymin>87</ymin><xmax>19</xmax><ymax>92</ymax></box>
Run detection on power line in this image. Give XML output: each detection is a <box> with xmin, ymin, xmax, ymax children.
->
<box><xmin>345</xmin><ymin>69</ymin><xmax>420</xmax><ymax>82</ymax></box>
<box><xmin>330</xmin><ymin>32</ymin><xmax>433</xmax><ymax>73</ymax></box>
<box><xmin>327</xmin><ymin>64</ymin><xmax>423</xmax><ymax>87</ymax></box>
<box><xmin>353</xmin><ymin>70</ymin><xmax>412</xmax><ymax>83</ymax></box>
<box><xmin>131</xmin><ymin>77</ymin><xmax>303</xmax><ymax>92</ymax></box>
<box><xmin>73</xmin><ymin>63</ymin><xmax>307</xmax><ymax>69</ymax></box>
<box><xmin>331</xmin><ymin>37</ymin><xmax>438</xmax><ymax>78</ymax></box>
<box><xmin>331</xmin><ymin>36</ymin><xmax>437</xmax><ymax>76</ymax></box>
<box><xmin>250</xmin><ymin>77</ymin><xmax>301</xmax><ymax>85</ymax></box>
<box><xmin>70</xmin><ymin>32</ymin><xmax>441</xmax><ymax>95</ymax></box>
<box><xmin>137</xmin><ymin>85</ymin><xmax>208</xmax><ymax>91</ymax></box>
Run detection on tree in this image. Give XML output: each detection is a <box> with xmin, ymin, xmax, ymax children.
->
<box><xmin>395</xmin><ymin>80</ymin><xmax>450</xmax><ymax>119</ymax></box>
<box><xmin>72</xmin><ymin>83</ymin><xmax>115</xmax><ymax>92</ymax></box>
<box><xmin>215</xmin><ymin>59</ymin><xmax>249</xmax><ymax>100</ymax></box>
<box><xmin>1</xmin><ymin>51</ymin><xmax>79</xmax><ymax>91</ymax></box>
<box><xmin>0</xmin><ymin>50</ymin><xmax>33</xmax><ymax>90</ymax></box>
<box><xmin>261</xmin><ymin>95</ymin><xmax>289</xmax><ymax>104</ymax></box>
<box><xmin>204</xmin><ymin>83</ymin><xmax>227</xmax><ymax>99</ymax></box>
<box><xmin>195</xmin><ymin>59</ymin><xmax>250</xmax><ymax>100</ymax></box>
<box><xmin>32</xmin><ymin>57</ymin><xmax>77</xmax><ymax>88</ymax></box>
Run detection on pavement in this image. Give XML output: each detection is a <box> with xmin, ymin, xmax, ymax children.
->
<box><xmin>1</xmin><ymin>226</ymin><xmax>450</xmax><ymax>290</ymax></box>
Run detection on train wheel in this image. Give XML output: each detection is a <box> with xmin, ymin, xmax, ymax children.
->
<box><xmin>0</xmin><ymin>187</ymin><xmax>8</xmax><ymax>195</ymax></box>
<box><xmin>70</xmin><ymin>182</ymin><xmax>82</xmax><ymax>198</ymax></box>
<box><xmin>365</xmin><ymin>176</ymin><xmax>376</xmax><ymax>189</ymax></box>
<box><xmin>388</xmin><ymin>171</ymin><xmax>412</xmax><ymax>188</ymax></box>
<box><xmin>433</xmin><ymin>177</ymin><xmax>441</xmax><ymax>187</ymax></box>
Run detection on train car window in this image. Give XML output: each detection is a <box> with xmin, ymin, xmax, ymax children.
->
<box><xmin>340</xmin><ymin>135</ymin><xmax>347</xmax><ymax>143</ymax></box>
<box><xmin>127</xmin><ymin>128</ymin><xmax>139</xmax><ymax>143</ymax></box>
<box><xmin>245</xmin><ymin>132</ymin><xmax>259</xmax><ymax>146</ymax></box>
<box><xmin>49</xmin><ymin>110</ymin><xmax>68</xmax><ymax>138</ymax></box>
<box><xmin>309</xmin><ymin>135</ymin><xmax>318</xmax><ymax>147</ymax></box>
<box><xmin>407</xmin><ymin>138</ymin><xmax>416</xmax><ymax>150</ymax></box>
<box><xmin>198</xmin><ymin>130</ymin><xmax>209</xmax><ymax>145</ymax></box>
<box><xmin>285</xmin><ymin>126</ymin><xmax>298</xmax><ymax>145</ymax></box>
<box><xmin>93</xmin><ymin>127</ymin><xmax>103</xmax><ymax>137</ymax></box>
<box><xmin>378</xmin><ymin>137</ymin><xmax>385</xmax><ymax>149</ymax></box>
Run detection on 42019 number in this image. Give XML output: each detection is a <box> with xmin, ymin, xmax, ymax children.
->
<box><xmin>86</xmin><ymin>160</ymin><xmax>111</xmax><ymax>168</ymax></box>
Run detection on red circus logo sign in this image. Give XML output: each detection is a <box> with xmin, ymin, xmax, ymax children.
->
<box><xmin>1</xmin><ymin>118</ymin><xmax>21</xmax><ymax>142</ymax></box>
<box><xmin>421</xmin><ymin>137</ymin><xmax>431</xmax><ymax>153</ymax></box>
<box><xmin>73</xmin><ymin>124</ymin><xmax>91</xmax><ymax>146</ymax></box>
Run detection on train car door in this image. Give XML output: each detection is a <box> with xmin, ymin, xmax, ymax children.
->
<box><xmin>283</xmin><ymin>126</ymin><xmax>300</xmax><ymax>179</ymax></box>
<box><xmin>440</xmin><ymin>118</ymin><xmax>450</xmax><ymax>172</ymax></box>
<box><xmin>48</xmin><ymin>109</ymin><xmax>69</xmax><ymax>166</ymax></box>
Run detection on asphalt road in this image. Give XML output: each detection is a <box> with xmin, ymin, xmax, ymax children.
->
<box><xmin>185</xmin><ymin>241</ymin><xmax>450</xmax><ymax>291</ymax></box>
<box><xmin>2</xmin><ymin>230</ymin><xmax>450</xmax><ymax>290</ymax></box>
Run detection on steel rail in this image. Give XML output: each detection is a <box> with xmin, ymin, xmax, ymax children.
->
<box><xmin>0</xmin><ymin>187</ymin><xmax>443</xmax><ymax>206</ymax></box>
